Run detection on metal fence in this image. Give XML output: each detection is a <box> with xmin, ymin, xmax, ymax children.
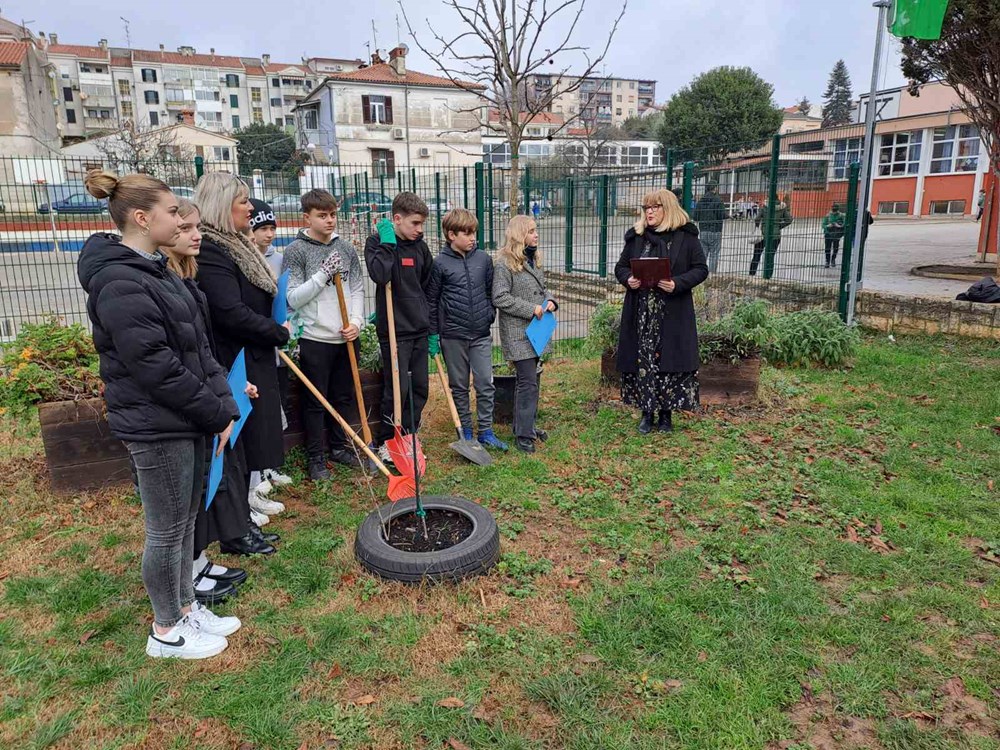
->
<box><xmin>0</xmin><ymin>139</ymin><xmax>863</xmax><ymax>346</ymax></box>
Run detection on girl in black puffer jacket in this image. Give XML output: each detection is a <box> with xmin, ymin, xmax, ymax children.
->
<box><xmin>78</xmin><ymin>170</ymin><xmax>240</xmax><ymax>661</ymax></box>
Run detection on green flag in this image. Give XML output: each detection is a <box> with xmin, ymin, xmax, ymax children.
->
<box><xmin>890</xmin><ymin>0</ymin><xmax>950</xmax><ymax>40</ymax></box>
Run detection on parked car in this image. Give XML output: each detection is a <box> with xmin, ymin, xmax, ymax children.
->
<box><xmin>169</xmin><ymin>186</ymin><xmax>196</xmax><ymax>199</ymax></box>
<box><xmin>38</xmin><ymin>194</ymin><xmax>108</xmax><ymax>215</ymax></box>
<box><xmin>340</xmin><ymin>192</ymin><xmax>392</xmax><ymax>216</ymax></box>
<box><xmin>268</xmin><ymin>194</ymin><xmax>304</xmax><ymax>212</ymax></box>
<box><xmin>426</xmin><ymin>198</ymin><xmax>452</xmax><ymax>215</ymax></box>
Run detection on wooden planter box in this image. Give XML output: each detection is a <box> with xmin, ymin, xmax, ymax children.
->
<box><xmin>38</xmin><ymin>370</ymin><xmax>384</xmax><ymax>494</ymax></box>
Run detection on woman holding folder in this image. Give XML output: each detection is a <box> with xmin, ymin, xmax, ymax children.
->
<box><xmin>615</xmin><ymin>189</ymin><xmax>709</xmax><ymax>434</ymax></box>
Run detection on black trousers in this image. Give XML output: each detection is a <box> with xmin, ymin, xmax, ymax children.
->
<box><xmin>298</xmin><ymin>338</ymin><xmax>357</xmax><ymax>460</ymax></box>
<box><xmin>749</xmin><ymin>238</ymin><xmax>781</xmax><ymax>276</ymax></box>
<box><xmin>377</xmin><ymin>337</ymin><xmax>429</xmax><ymax>444</ymax></box>
<box><xmin>824</xmin><ymin>237</ymin><xmax>841</xmax><ymax>265</ymax></box>
<box><xmin>513</xmin><ymin>357</ymin><xmax>540</xmax><ymax>440</ymax></box>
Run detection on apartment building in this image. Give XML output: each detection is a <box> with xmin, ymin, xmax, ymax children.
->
<box><xmin>523</xmin><ymin>73</ymin><xmax>656</xmax><ymax>128</ymax></box>
<box><xmin>0</xmin><ymin>35</ymin><xmax>60</xmax><ymax>155</ymax></box>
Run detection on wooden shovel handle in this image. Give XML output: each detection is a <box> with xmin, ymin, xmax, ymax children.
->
<box><xmin>385</xmin><ymin>282</ymin><xmax>402</xmax><ymax>426</ymax></box>
<box><xmin>278</xmin><ymin>351</ymin><xmax>390</xmax><ymax>478</ymax></box>
<box><xmin>333</xmin><ymin>273</ymin><xmax>372</xmax><ymax>445</ymax></box>
<box><xmin>434</xmin><ymin>354</ymin><xmax>464</xmax><ymax>433</ymax></box>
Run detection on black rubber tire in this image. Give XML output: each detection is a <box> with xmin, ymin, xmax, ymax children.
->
<box><xmin>354</xmin><ymin>495</ymin><xmax>500</xmax><ymax>583</ymax></box>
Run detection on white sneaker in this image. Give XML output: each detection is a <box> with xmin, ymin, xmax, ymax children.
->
<box><xmin>263</xmin><ymin>469</ymin><xmax>293</xmax><ymax>487</ymax></box>
<box><xmin>145</xmin><ymin>615</ymin><xmax>227</xmax><ymax>659</ymax></box>
<box><xmin>250</xmin><ymin>509</ymin><xmax>270</xmax><ymax>527</ymax></box>
<box><xmin>188</xmin><ymin>600</ymin><xmax>241</xmax><ymax>637</ymax></box>
<box><xmin>377</xmin><ymin>444</ymin><xmax>394</xmax><ymax>466</ymax></box>
<box><xmin>252</xmin><ymin>478</ymin><xmax>274</xmax><ymax>496</ymax></box>
<box><xmin>249</xmin><ymin>490</ymin><xmax>284</xmax><ymax>516</ymax></box>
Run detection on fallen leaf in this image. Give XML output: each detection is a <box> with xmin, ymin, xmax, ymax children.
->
<box><xmin>446</xmin><ymin>739</ymin><xmax>471</xmax><ymax>750</ymax></box>
<box><xmin>910</xmin><ymin>442</ymin><xmax>919</xmax><ymax>449</ymax></box>
<box><xmin>988</xmin><ymin>480</ymin><xmax>995</xmax><ymax>491</ymax></box>
<box><xmin>239</xmin><ymin>744</ymin><xmax>255</xmax><ymax>750</ymax></box>
<box><xmin>407</xmin><ymin>695</ymin><xmax>422</xmax><ymax>705</ymax></box>
<box><xmin>82</xmin><ymin>501</ymin><xmax>96</xmax><ymax>510</ymax></box>
<box><xmin>327</xmin><ymin>663</ymin><xmax>343</xmax><ymax>679</ymax></box>
<box><xmin>296</xmin><ymin>743</ymin><xmax>308</xmax><ymax>750</ymax></box>
<box><xmin>340</xmin><ymin>573</ymin><xmax>357</xmax><ymax>586</ymax></box>
<box><xmin>901</xmin><ymin>711</ymin><xmax>936</xmax><ymax>723</ymax></box>
<box><xmin>471</xmin><ymin>705</ymin><xmax>494</xmax><ymax>721</ymax></box>
<box><xmin>437</xmin><ymin>697</ymin><xmax>466</xmax><ymax>709</ymax></box>
<box><xmin>804</xmin><ymin>455</ymin><xmax>815</xmax><ymax>465</ymax></box>
<box><xmin>697</xmin><ymin>651</ymin><xmax>708</xmax><ymax>662</ymax></box>
<box><xmin>980</xmin><ymin>596</ymin><xmax>990</xmax><ymax>610</ymax></box>
<box><xmin>560</xmin><ymin>578</ymin><xmax>583</xmax><ymax>590</ymax></box>
<box><xmin>78</xmin><ymin>630</ymin><xmax>96</xmax><ymax>645</ymax></box>
<box><xmin>846</xmin><ymin>526</ymin><xmax>860</xmax><ymax>543</ymax></box>
<box><xmin>577</xmin><ymin>653</ymin><xmax>601</xmax><ymax>664</ymax></box>
<box><xmin>943</xmin><ymin>677</ymin><xmax>966</xmax><ymax>698</ymax></box>
<box><xmin>352</xmin><ymin>695</ymin><xmax>377</xmax><ymax>706</ymax></box>
<box><xmin>0</xmin><ymin>572</ymin><xmax>7</xmax><ymax>581</ymax></box>
<box><xmin>882</xmin><ymin>614</ymin><xmax>891</xmax><ymax>622</ymax></box>
<box><xmin>874</xmin><ymin>519</ymin><xmax>883</xmax><ymax>535</ymax></box>
<box><xmin>263</xmin><ymin>636</ymin><xmax>280</xmax><ymax>647</ymax></box>
<box><xmin>870</xmin><ymin>536</ymin><xmax>894</xmax><ymax>554</ymax></box>
<box><xmin>663</xmin><ymin>679</ymin><xmax>683</xmax><ymax>690</ymax></box>
<box><xmin>193</xmin><ymin>720</ymin><xmax>210</xmax><ymax>739</ymax></box>
<box><xmin>956</xmin><ymin>440</ymin><xmax>963</xmax><ymax>450</ymax></box>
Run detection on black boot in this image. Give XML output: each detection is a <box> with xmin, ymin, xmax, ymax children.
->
<box><xmin>219</xmin><ymin>532</ymin><xmax>275</xmax><ymax>556</ymax></box>
<box><xmin>249</xmin><ymin>522</ymin><xmax>280</xmax><ymax>544</ymax></box>
<box><xmin>308</xmin><ymin>457</ymin><xmax>330</xmax><ymax>481</ymax></box>
<box><xmin>638</xmin><ymin>412</ymin><xmax>654</xmax><ymax>434</ymax></box>
<box><xmin>658</xmin><ymin>410</ymin><xmax>674</xmax><ymax>433</ymax></box>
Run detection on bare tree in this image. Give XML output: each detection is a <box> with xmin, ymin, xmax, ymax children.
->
<box><xmin>95</xmin><ymin>120</ymin><xmax>194</xmax><ymax>180</ymax></box>
<box><xmin>402</xmin><ymin>0</ymin><xmax>627</xmax><ymax>210</ymax></box>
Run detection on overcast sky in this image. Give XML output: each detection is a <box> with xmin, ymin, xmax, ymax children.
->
<box><xmin>18</xmin><ymin>0</ymin><xmax>906</xmax><ymax>106</ymax></box>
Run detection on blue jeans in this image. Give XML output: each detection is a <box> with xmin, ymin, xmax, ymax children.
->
<box><xmin>125</xmin><ymin>437</ymin><xmax>206</xmax><ymax>628</ymax></box>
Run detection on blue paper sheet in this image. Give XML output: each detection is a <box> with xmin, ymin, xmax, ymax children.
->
<box><xmin>206</xmin><ymin>436</ymin><xmax>223</xmax><ymax>509</ymax></box>
<box><xmin>272</xmin><ymin>270</ymin><xmax>290</xmax><ymax>324</ymax></box>
<box><xmin>228</xmin><ymin>349</ymin><xmax>253</xmax><ymax>448</ymax></box>
<box><xmin>526</xmin><ymin>309</ymin><xmax>558</xmax><ymax>357</ymax></box>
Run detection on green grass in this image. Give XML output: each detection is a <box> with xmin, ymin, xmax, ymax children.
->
<box><xmin>1</xmin><ymin>333</ymin><xmax>998</xmax><ymax>749</ymax></box>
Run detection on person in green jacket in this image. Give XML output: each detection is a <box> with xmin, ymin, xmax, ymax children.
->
<box><xmin>749</xmin><ymin>196</ymin><xmax>793</xmax><ymax>276</ymax></box>
<box><xmin>821</xmin><ymin>204</ymin><xmax>846</xmax><ymax>268</ymax></box>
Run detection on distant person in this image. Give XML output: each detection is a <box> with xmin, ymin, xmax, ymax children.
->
<box><xmin>692</xmin><ymin>183</ymin><xmax>726</xmax><ymax>272</ymax></box>
<box><xmin>821</xmin><ymin>203</ymin><xmax>846</xmax><ymax>268</ymax></box>
<box><xmin>532</xmin><ymin>200</ymin><xmax>541</xmax><ymax>221</ymax></box>
<box><xmin>749</xmin><ymin>196</ymin><xmax>792</xmax><ymax>276</ymax></box>
<box><xmin>976</xmin><ymin>189</ymin><xmax>986</xmax><ymax>221</ymax></box>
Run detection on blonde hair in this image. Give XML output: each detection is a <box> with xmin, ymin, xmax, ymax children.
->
<box><xmin>634</xmin><ymin>189</ymin><xmax>690</xmax><ymax>235</ymax></box>
<box><xmin>163</xmin><ymin>199</ymin><xmax>200</xmax><ymax>279</ymax></box>
<box><xmin>194</xmin><ymin>171</ymin><xmax>250</xmax><ymax>233</ymax></box>
<box><xmin>84</xmin><ymin>169</ymin><xmax>171</xmax><ymax>231</ymax></box>
<box><xmin>498</xmin><ymin>215</ymin><xmax>538</xmax><ymax>272</ymax></box>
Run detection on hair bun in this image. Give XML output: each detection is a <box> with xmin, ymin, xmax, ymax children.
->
<box><xmin>84</xmin><ymin>169</ymin><xmax>119</xmax><ymax>200</ymax></box>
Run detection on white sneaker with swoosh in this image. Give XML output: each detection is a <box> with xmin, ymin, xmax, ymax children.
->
<box><xmin>145</xmin><ymin>615</ymin><xmax>228</xmax><ymax>659</ymax></box>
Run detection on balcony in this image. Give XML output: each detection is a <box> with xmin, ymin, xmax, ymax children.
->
<box><xmin>166</xmin><ymin>97</ymin><xmax>197</xmax><ymax>109</ymax></box>
<box><xmin>281</xmin><ymin>85</ymin><xmax>309</xmax><ymax>99</ymax></box>
<box><xmin>84</xmin><ymin>117</ymin><xmax>117</xmax><ymax>131</ymax></box>
<box><xmin>80</xmin><ymin>94</ymin><xmax>117</xmax><ymax>109</ymax></box>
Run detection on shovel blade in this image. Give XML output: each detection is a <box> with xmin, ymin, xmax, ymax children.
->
<box><xmin>449</xmin><ymin>439</ymin><xmax>493</xmax><ymax>467</ymax></box>
<box><xmin>386</xmin><ymin>474</ymin><xmax>416</xmax><ymax>502</ymax></box>
<box><xmin>386</xmin><ymin>429</ymin><xmax>426</xmax><ymax>478</ymax></box>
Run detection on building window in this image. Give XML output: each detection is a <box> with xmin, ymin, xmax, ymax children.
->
<box><xmin>621</xmin><ymin>146</ymin><xmax>649</xmax><ymax>166</ymax></box>
<box><xmin>362</xmin><ymin>94</ymin><xmax>393</xmax><ymax>124</ymax></box>
<box><xmin>230</xmin><ymin>94</ymin><xmax>239</xmax><ymax>108</ymax></box>
<box><xmin>271</xmin><ymin>77</ymin><xmax>280</xmax><ymax>87</ymax></box>
<box><xmin>930</xmin><ymin>124</ymin><xmax>980</xmax><ymax>174</ymax></box>
<box><xmin>630</xmin><ymin>81</ymin><xmax>635</xmax><ymax>89</ymax></box>
<box><xmin>117</xmin><ymin>79</ymin><xmax>131</xmax><ymax>97</ymax></box>
<box><xmin>616</xmin><ymin>94</ymin><xmax>622</xmax><ymax>102</ymax></box>
<box><xmin>196</xmin><ymin>90</ymin><xmax>220</xmax><ymax>102</ymax></box>
<box><xmin>251</xmin><ymin>87</ymin><xmax>262</xmax><ymax>104</ymax></box>
<box><xmin>833</xmin><ymin>137</ymin><xmax>863</xmax><ymax>179</ymax></box>
<box><xmin>878</xmin><ymin>131</ymin><xmax>922</xmax><ymax>176</ymax></box>
<box><xmin>60</xmin><ymin>65</ymin><xmax>70</xmax><ymax>79</ymax></box>
<box><xmin>270</xmin><ymin>97</ymin><xmax>282</xmax><ymax>107</ymax></box>
<box><xmin>371</xmin><ymin>148</ymin><xmax>396</xmax><ymax>177</ymax></box>
<box><xmin>141</xmin><ymin>68</ymin><xmax>157</xmax><ymax>83</ymax></box>
<box><xmin>225</xmin><ymin>73</ymin><xmax>239</xmax><ymax>87</ymax></box>
<box><xmin>615</xmin><ymin>108</ymin><xmax>622</xmax><ymax>116</ymax></box>
<box><xmin>878</xmin><ymin>200</ymin><xmax>909</xmax><ymax>215</ymax></box>
<box><xmin>213</xmin><ymin>146</ymin><xmax>231</xmax><ymax>161</ymax></box>
<box><xmin>63</xmin><ymin>87</ymin><xmax>73</xmax><ymax>102</ymax></box>
<box><xmin>252</xmin><ymin>107</ymin><xmax>263</xmax><ymax>123</ymax></box>
<box><xmin>197</xmin><ymin>112</ymin><xmax>223</xmax><ymax>126</ymax></box>
<box><xmin>86</xmin><ymin>108</ymin><xmax>113</xmax><ymax>120</ymax></box>
<box><xmin>66</xmin><ymin>110</ymin><xmax>77</xmax><ymax>124</ymax></box>
<box><xmin>303</xmin><ymin>108</ymin><xmax>319</xmax><ymax>130</ymax></box>
<box><xmin>144</xmin><ymin>90</ymin><xmax>160</xmax><ymax>105</ymax></box>
<box><xmin>121</xmin><ymin>101</ymin><xmax>133</xmax><ymax>119</ymax></box>
<box><xmin>482</xmin><ymin>142</ymin><xmax>510</xmax><ymax>165</ymax></box>
<box><xmin>232</xmin><ymin>115</ymin><xmax>240</xmax><ymax>129</ymax></box>
<box><xmin>149</xmin><ymin>111</ymin><xmax>159</xmax><ymax>126</ymax></box>
<box><xmin>929</xmin><ymin>199</ymin><xmax>967</xmax><ymax>215</ymax></box>
<box><xmin>274</xmin><ymin>117</ymin><xmax>283</xmax><ymax>127</ymax></box>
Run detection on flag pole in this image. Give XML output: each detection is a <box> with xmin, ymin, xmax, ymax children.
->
<box><xmin>847</xmin><ymin>0</ymin><xmax>893</xmax><ymax>326</ymax></box>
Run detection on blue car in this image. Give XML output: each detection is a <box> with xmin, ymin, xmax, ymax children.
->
<box><xmin>38</xmin><ymin>193</ymin><xmax>108</xmax><ymax>214</ymax></box>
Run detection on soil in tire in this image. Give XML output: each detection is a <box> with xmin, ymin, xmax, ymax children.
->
<box><xmin>385</xmin><ymin>509</ymin><xmax>474</xmax><ymax>553</ymax></box>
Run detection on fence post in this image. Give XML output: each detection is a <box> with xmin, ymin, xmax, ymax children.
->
<box><xmin>379</xmin><ymin>174</ymin><xmax>386</xmax><ymax>204</ymax></box>
<box><xmin>474</xmin><ymin>162</ymin><xmax>485</xmax><ymax>250</ymax></box>
<box><xmin>463</xmin><ymin>166</ymin><xmax>469</xmax><ymax>210</ymax></box>
<box><xmin>682</xmin><ymin>161</ymin><xmax>694</xmax><ymax>212</ymax></box>
<box><xmin>487</xmin><ymin>163</ymin><xmax>495</xmax><ymax>249</ymax></box>
<box><xmin>410</xmin><ymin>168</ymin><xmax>417</xmax><ymax>193</ymax></box>
<box><xmin>194</xmin><ymin>156</ymin><xmax>204</xmax><ymax>180</ymax></box>
<box><xmin>598</xmin><ymin>174</ymin><xmax>610</xmax><ymax>277</ymax></box>
<box><xmin>523</xmin><ymin>165</ymin><xmax>531</xmax><ymax>216</ymax></box>
<box><xmin>434</xmin><ymin>172</ymin><xmax>443</xmax><ymax>237</ymax></box>
<box><xmin>363</xmin><ymin>172</ymin><xmax>372</xmax><ymax>227</ymax></box>
<box><xmin>762</xmin><ymin>133</ymin><xmax>782</xmax><ymax>280</ymax></box>
<box><xmin>838</xmin><ymin>162</ymin><xmax>861</xmax><ymax>322</ymax></box>
<box><xmin>665</xmin><ymin>149</ymin><xmax>674</xmax><ymax>190</ymax></box>
<box><xmin>564</xmin><ymin>176</ymin><xmax>575</xmax><ymax>273</ymax></box>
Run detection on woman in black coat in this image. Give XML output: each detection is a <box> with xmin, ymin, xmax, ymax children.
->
<box><xmin>615</xmin><ymin>189</ymin><xmax>709</xmax><ymax>434</ymax></box>
<box><xmin>194</xmin><ymin>174</ymin><xmax>290</xmax><ymax>542</ymax></box>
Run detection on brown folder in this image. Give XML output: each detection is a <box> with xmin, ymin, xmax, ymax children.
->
<box><xmin>630</xmin><ymin>257</ymin><xmax>672</xmax><ymax>288</ymax></box>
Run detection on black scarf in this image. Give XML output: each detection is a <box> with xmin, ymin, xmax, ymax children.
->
<box><xmin>525</xmin><ymin>245</ymin><xmax>538</xmax><ymax>267</ymax></box>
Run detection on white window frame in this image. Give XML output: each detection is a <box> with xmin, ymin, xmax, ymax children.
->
<box><xmin>930</xmin><ymin>124</ymin><xmax>980</xmax><ymax>174</ymax></box>
<box><xmin>368</xmin><ymin>94</ymin><xmax>388</xmax><ymax>124</ymax></box>
<box><xmin>878</xmin><ymin>131</ymin><xmax>922</xmax><ymax>177</ymax></box>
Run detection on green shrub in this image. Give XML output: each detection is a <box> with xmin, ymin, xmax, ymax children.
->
<box><xmin>357</xmin><ymin>324</ymin><xmax>382</xmax><ymax>372</ymax></box>
<box><xmin>586</xmin><ymin>302</ymin><xmax>622</xmax><ymax>355</ymax></box>
<box><xmin>763</xmin><ymin>309</ymin><xmax>860</xmax><ymax>367</ymax></box>
<box><xmin>0</xmin><ymin>319</ymin><xmax>101</xmax><ymax>409</ymax></box>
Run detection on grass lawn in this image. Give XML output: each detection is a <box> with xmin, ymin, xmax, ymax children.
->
<box><xmin>1</xmin><ymin>333</ymin><xmax>998</xmax><ymax>750</ymax></box>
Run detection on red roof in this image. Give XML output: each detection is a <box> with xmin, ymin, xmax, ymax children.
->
<box><xmin>323</xmin><ymin>62</ymin><xmax>484</xmax><ymax>90</ymax></box>
<box><xmin>132</xmin><ymin>48</ymin><xmax>244</xmax><ymax>68</ymax></box>
<box><xmin>110</xmin><ymin>55</ymin><xmax>132</xmax><ymax>68</ymax></box>
<box><xmin>0</xmin><ymin>41</ymin><xmax>28</xmax><ymax>66</ymax></box>
<box><xmin>264</xmin><ymin>63</ymin><xmax>307</xmax><ymax>74</ymax></box>
<box><xmin>244</xmin><ymin>65</ymin><xmax>265</xmax><ymax>76</ymax></box>
<box><xmin>48</xmin><ymin>44</ymin><xmax>109</xmax><ymax>59</ymax></box>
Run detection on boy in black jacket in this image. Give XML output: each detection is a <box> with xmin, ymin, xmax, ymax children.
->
<box><xmin>365</xmin><ymin>192</ymin><xmax>434</xmax><ymax>463</ymax></box>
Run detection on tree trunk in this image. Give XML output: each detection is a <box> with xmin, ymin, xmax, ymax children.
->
<box><xmin>509</xmin><ymin>154</ymin><xmax>521</xmax><ymax>216</ymax></box>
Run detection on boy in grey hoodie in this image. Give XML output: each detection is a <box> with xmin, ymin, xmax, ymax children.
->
<box><xmin>281</xmin><ymin>189</ymin><xmax>366</xmax><ymax>480</ymax></box>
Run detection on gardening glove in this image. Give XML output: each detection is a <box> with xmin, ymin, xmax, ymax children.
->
<box><xmin>376</xmin><ymin>218</ymin><xmax>397</xmax><ymax>246</ymax></box>
<box><xmin>320</xmin><ymin>251</ymin><xmax>343</xmax><ymax>282</ymax></box>
<box><xmin>428</xmin><ymin>334</ymin><xmax>441</xmax><ymax>359</ymax></box>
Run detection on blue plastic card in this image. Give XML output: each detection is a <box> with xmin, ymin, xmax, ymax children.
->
<box><xmin>526</xmin><ymin>309</ymin><xmax>558</xmax><ymax>357</ymax></box>
<box><xmin>272</xmin><ymin>270</ymin><xmax>290</xmax><ymax>324</ymax></box>
<box><xmin>206</xmin><ymin>436</ymin><xmax>223</xmax><ymax>509</ymax></box>
<box><xmin>228</xmin><ymin>349</ymin><xmax>253</xmax><ymax>448</ymax></box>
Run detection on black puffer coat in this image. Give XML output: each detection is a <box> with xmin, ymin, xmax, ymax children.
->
<box><xmin>614</xmin><ymin>224</ymin><xmax>709</xmax><ymax>373</ymax></box>
<box><xmin>427</xmin><ymin>245</ymin><xmax>495</xmax><ymax>340</ymax></box>
<box><xmin>77</xmin><ymin>233</ymin><xmax>238</xmax><ymax>442</ymax></box>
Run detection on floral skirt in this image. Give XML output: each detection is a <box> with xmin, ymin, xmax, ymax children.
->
<box><xmin>620</xmin><ymin>293</ymin><xmax>699</xmax><ymax>413</ymax></box>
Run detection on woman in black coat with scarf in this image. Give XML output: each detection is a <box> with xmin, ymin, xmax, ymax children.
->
<box><xmin>194</xmin><ymin>173</ymin><xmax>289</xmax><ymax>554</ymax></box>
<box><xmin>615</xmin><ymin>189</ymin><xmax>709</xmax><ymax>434</ymax></box>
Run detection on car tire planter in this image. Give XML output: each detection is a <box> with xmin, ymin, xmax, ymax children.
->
<box><xmin>354</xmin><ymin>495</ymin><xmax>500</xmax><ymax>583</ymax></box>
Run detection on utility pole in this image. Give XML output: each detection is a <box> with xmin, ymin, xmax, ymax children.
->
<box><xmin>846</xmin><ymin>0</ymin><xmax>891</xmax><ymax>326</ymax></box>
